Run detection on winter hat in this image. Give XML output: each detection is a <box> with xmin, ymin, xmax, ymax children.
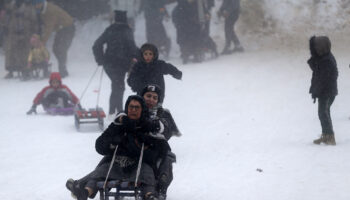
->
<box><xmin>124</xmin><ymin>95</ymin><xmax>149</xmax><ymax>121</ymax></box>
<box><xmin>49</xmin><ymin>72</ymin><xmax>62</xmax><ymax>84</ymax></box>
<box><xmin>140</xmin><ymin>43</ymin><xmax>159</xmax><ymax>62</ymax></box>
<box><xmin>141</xmin><ymin>84</ymin><xmax>162</xmax><ymax>101</ymax></box>
<box><xmin>32</xmin><ymin>0</ymin><xmax>45</xmax><ymax>5</ymax></box>
<box><xmin>114</xmin><ymin>10</ymin><xmax>127</xmax><ymax>24</ymax></box>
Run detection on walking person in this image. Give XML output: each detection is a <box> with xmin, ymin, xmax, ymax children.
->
<box><xmin>217</xmin><ymin>0</ymin><xmax>244</xmax><ymax>54</ymax></box>
<box><xmin>33</xmin><ymin>0</ymin><xmax>75</xmax><ymax>78</ymax></box>
<box><xmin>308</xmin><ymin>36</ymin><xmax>338</xmax><ymax>145</ymax></box>
<box><xmin>92</xmin><ymin>10</ymin><xmax>139</xmax><ymax>117</ymax></box>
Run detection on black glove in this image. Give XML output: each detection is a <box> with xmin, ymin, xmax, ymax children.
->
<box><xmin>173</xmin><ymin>72</ymin><xmax>182</xmax><ymax>80</ymax></box>
<box><xmin>140</xmin><ymin>119</ymin><xmax>160</xmax><ymax>133</ymax></box>
<box><xmin>26</xmin><ymin>105</ymin><xmax>37</xmax><ymax>115</ymax></box>
<box><xmin>121</xmin><ymin>116</ymin><xmax>138</xmax><ymax>132</ymax></box>
<box><xmin>311</xmin><ymin>94</ymin><xmax>317</xmax><ymax>104</ymax></box>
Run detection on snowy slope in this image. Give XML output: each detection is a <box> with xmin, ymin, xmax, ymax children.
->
<box><xmin>1</xmin><ymin>4</ymin><xmax>350</xmax><ymax>200</ymax></box>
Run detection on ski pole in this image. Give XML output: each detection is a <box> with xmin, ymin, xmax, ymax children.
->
<box><xmin>103</xmin><ymin>145</ymin><xmax>119</xmax><ymax>189</ymax></box>
<box><xmin>134</xmin><ymin>143</ymin><xmax>145</xmax><ymax>199</ymax></box>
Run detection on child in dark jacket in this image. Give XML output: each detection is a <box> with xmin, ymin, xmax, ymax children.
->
<box><xmin>308</xmin><ymin>36</ymin><xmax>338</xmax><ymax>145</ymax></box>
<box><xmin>127</xmin><ymin>43</ymin><xmax>182</xmax><ymax>103</ymax></box>
<box><xmin>27</xmin><ymin>72</ymin><xmax>79</xmax><ymax>115</ymax></box>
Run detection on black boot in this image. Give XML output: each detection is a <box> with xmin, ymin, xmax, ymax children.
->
<box><xmin>66</xmin><ymin>178</ymin><xmax>89</xmax><ymax>200</ymax></box>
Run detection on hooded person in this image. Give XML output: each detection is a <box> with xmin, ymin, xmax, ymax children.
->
<box><xmin>93</xmin><ymin>10</ymin><xmax>139</xmax><ymax>117</ymax></box>
<box><xmin>140</xmin><ymin>84</ymin><xmax>181</xmax><ymax>200</ymax></box>
<box><xmin>127</xmin><ymin>43</ymin><xmax>182</xmax><ymax>103</ymax></box>
<box><xmin>26</xmin><ymin>72</ymin><xmax>79</xmax><ymax>114</ymax></box>
<box><xmin>65</xmin><ymin>95</ymin><xmax>170</xmax><ymax>200</ymax></box>
<box><xmin>307</xmin><ymin>36</ymin><xmax>338</xmax><ymax>145</ymax></box>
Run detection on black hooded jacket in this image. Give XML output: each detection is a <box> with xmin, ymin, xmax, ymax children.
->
<box><xmin>95</xmin><ymin>95</ymin><xmax>170</xmax><ymax>169</ymax></box>
<box><xmin>127</xmin><ymin>44</ymin><xmax>182</xmax><ymax>102</ymax></box>
<box><xmin>92</xmin><ymin>22</ymin><xmax>138</xmax><ymax>70</ymax></box>
<box><xmin>308</xmin><ymin>36</ymin><xmax>338</xmax><ymax>98</ymax></box>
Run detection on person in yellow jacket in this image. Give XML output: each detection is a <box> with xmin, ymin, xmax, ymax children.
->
<box><xmin>27</xmin><ymin>34</ymin><xmax>50</xmax><ymax>78</ymax></box>
<box><xmin>33</xmin><ymin>0</ymin><xmax>74</xmax><ymax>78</ymax></box>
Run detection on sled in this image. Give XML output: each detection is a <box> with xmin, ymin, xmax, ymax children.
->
<box><xmin>74</xmin><ymin>107</ymin><xmax>106</xmax><ymax>131</ymax></box>
<box><xmin>96</xmin><ymin>180</ymin><xmax>141</xmax><ymax>200</ymax></box>
<box><xmin>45</xmin><ymin>106</ymin><xmax>75</xmax><ymax>115</ymax></box>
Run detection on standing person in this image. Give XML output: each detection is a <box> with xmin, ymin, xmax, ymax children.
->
<box><xmin>27</xmin><ymin>33</ymin><xmax>50</xmax><ymax>78</ymax></box>
<box><xmin>110</xmin><ymin>0</ymin><xmax>140</xmax><ymax>31</ymax></box>
<box><xmin>308</xmin><ymin>36</ymin><xmax>338</xmax><ymax>145</ymax></box>
<box><xmin>32</xmin><ymin>0</ymin><xmax>75</xmax><ymax>78</ymax></box>
<box><xmin>217</xmin><ymin>0</ymin><xmax>244</xmax><ymax>54</ymax></box>
<box><xmin>92</xmin><ymin>10</ymin><xmax>139</xmax><ymax>117</ymax></box>
<box><xmin>127</xmin><ymin>43</ymin><xmax>182</xmax><ymax>103</ymax></box>
<box><xmin>2</xmin><ymin>0</ymin><xmax>37</xmax><ymax>79</ymax></box>
<box><xmin>66</xmin><ymin>95</ymin><xmax>170</xmax><ymax>200</ymax></box>
<box><xmin>140</xmin><ymin>0</ymin><xmax>171</xmax><ymax>58</ymax></box>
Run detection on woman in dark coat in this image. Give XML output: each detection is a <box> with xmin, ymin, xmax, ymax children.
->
<box><xmin>66</xmin><ymin>95</ymin><xmax>170</xmax><ymax>200</ymax></box>
<box><xmin>308</xmin><ymin>36</ymin><xmax>338</xmax><ymax>145</ymax></box>
<box><xmin>127</xmin><ymin>43</ymin><xmax>182</xmax><ymax>103</ymax></box>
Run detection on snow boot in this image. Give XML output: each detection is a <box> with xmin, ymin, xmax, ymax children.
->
<box><xmin>66</xmin><ymin>178</ymin><xmax>89</xmax><ymax>200</ymax></box>
<box><xmin>324</xmin><ymin>134</ymin><xmax>336</xmax><ymax>145</ymax></box>
<box><xmin>313</xmin><ymin>134</ymin><xmax>336</xmax><ymax>145</ymax></box>
<box><xmin>232</xmin><ymin>45</ymin><xmax>244</xmax><ymax>53</ymax></box>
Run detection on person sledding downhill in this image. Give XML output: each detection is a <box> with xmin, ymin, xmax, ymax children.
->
<box><xmin>26</xmin><ymin>72</ymin><xmax>79</xmax><ymax>115</ymax></box>
<box><xmin>65</xmin><ymin>95</ymin><xmax>170</xmax><ymax>200</ymax></box>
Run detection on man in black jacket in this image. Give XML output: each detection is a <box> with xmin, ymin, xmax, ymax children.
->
<box><xmin>308</xmin><ymin>36</ymin><xmax>338</xmax><ymax>145</ymax></box>
<box><xmin>218</xmin><ymin>0</ymin><xmax>244</xmax><ymax>54</ymax></box>
<box><xmin>92</xmin><ymin>10</ymin><xmax>139</xmax><ymax>116</ymax></box>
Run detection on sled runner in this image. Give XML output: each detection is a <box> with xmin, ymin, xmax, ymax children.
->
<box><xmin>96</xmin><ymin>180</ymin><xmax>141</xmax><ymax>200</ymax></box>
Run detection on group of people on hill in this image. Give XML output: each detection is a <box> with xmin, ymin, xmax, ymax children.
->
<box><xmin>0</xmin><ymin>0</ymin><xmax>74</xmax><ymax>79</ymax></box>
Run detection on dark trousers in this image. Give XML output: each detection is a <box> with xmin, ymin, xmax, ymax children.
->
<box><xmin>104</xmin><ymin>67</ymin><xmax>126</xmax><ymax>114</ymax></box>
<box><xmin>318</xmin><ymin>96</ymin><xmax>335</xmax><ymax>135</ymax></box>
<box><xmin>53</xmin><ymin>24</ymin><xmax>75</xmax><ymax>75</ymax></box>
<box><xmin>224</xmin><ymin>15</ymin><xmax>240</xmax><ymax>47</ymax></box>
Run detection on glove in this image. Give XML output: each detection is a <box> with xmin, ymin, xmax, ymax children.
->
<box><xmin>26</xmin><ymin>105</ymin><xmax>37</xmax><ymax>115</ymax></box>
<box><xmin>140</xmin><ymin>119</ymin><xmax>160</xmax><ymax>133</ymax></box>
<box><xmin>311</xmin><ymin>94</ymin><xmax>317</xmax><ymax>104</ymax></box>
<box><xmin>173</xmin><ymin>72</ymin><xmax>182</xmax><ymax>80</ymax></box>
<box><xmin>121</xmin><ymin>116</ymin><xmax>138</xmax><ymax>132</ymax></box>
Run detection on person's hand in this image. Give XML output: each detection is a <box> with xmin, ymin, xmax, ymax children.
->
<box><xmin>140</xmin><ymin>119</ymin><xmax>160</xmax><ymax>133</ymax></box>
<box><xmin>311</xmin><ymin>95</ymin><xmax>317</xmax><ymax>104</ymax></box>
<box><xmin>173</xmin><ymin>72</ymin><xmax>182</xmax><ymax>80</ymax></box>
<box><xmin>26</xmin><ymin>105</ymin><xmax>37</xmax><ymax>115</ymax></box>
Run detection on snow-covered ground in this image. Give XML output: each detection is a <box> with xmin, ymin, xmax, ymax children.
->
<box><xmin>1</xmin><ymin>3</ymin><xmax>350</xmax><ymax>200</ymax></box>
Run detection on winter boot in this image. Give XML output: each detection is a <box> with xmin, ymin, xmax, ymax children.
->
<box><xmin>66</xmin><ymin>178</ymin><xmax>89</xmax><ymax>200</ymax></box>
<box><xmin>313</xmin><ymin>134</ymin><xmax>326</xmax><ymax>145</ymax></box>
<box><xmin>324</xmin><ymin>134</ymin><xmax>336</xmax><ymax>145</ymax></box>
<box><xmin>232</xmin><ymin>45</ymin><xmax>244</xmax><ymax>53</ymax></box>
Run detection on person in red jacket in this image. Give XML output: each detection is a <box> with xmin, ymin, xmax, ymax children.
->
<box><xmin>27</xmin><ymin>72</ymin><xmax>79</xmax><ymax>114</ymax></box>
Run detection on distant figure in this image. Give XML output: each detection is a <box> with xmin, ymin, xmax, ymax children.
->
<box><xmin>92</xmin><ymin>10</ymin><xmax>138</xmax><ymax>116</ymax></box>
<box><xmin>140</xmin><ymin>0</ymin><xmax>171</xmax><ymax>58</ymax></box>
<box><xmin>2</xmin><ymin>0</ymin><xmax>37</xmax><ymax>79</ymax></box>
<box><xmin>127</xmin><ymin>43</ymin><xmax>182</xmax><ymax>103</ymax></box>
<box><xmin>27</xmin><ymin>34</ymin><xmax>50</xmax><ymax>78</ymax></box>
<box><xmin>33</xmin><ymin>0</ymin><xmax>75</xmax><ymax>78</ymax></box>
<box><xmin>217</xmin><ymin>0</ymin><xmax>244</xmax><ymax>54</ymax></box>
<box><xmin>307</xmin><ymin>36</ymin><xmax>338</xmax><ymax>145</ymax></box>
<box><xmin>27</xmin><ymin>72</ymin><xmax>79</xmax><ymax>115</ymax></box>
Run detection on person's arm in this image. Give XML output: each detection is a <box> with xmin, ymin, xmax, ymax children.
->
<box><xmin>92</xmin><ymin>28</ymin><xmax>109</xmax><ymax>66</ymax></box>
<box><xmin>127</xmin><ymin>63</ymin><xmax>142</xmax><ymax>92</ymax></box>
<box><xmin>61</xmin><ymin>85</ymin><xmax>79</xmax><ymax>104</ymax></box>
<box><xmin>162</xmin><ymin>62</ymin><xmax>182</xmax><ymax>80</ymax></box>
<box><xmin>95</xmin><ymin>121</ymin><xmax>124</xmax><ymax>156</ymax></box>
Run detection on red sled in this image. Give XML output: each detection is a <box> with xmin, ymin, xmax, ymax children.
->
<box><xmin>74</xmin><ymin>107</ymin><xmax>106</xmax><ymax>131</ymax></box>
